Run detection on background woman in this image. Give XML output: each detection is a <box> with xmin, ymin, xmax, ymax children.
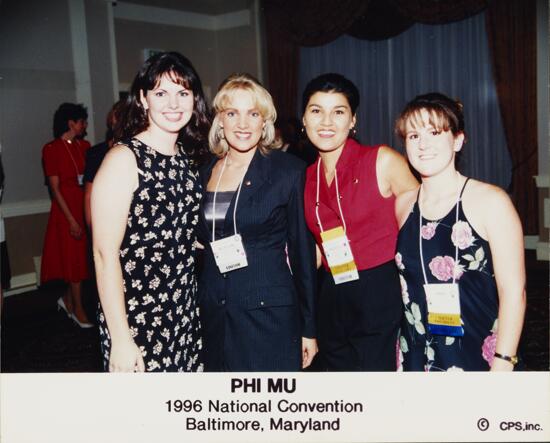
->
<box><xmin>91</xmin><ymin>52</ymin><xmax>210</xmax><ymax>372</ymax></box>
<box><xmin>41</xmin><ymin>103</ymin><xmax>91</xmax><ymax>327</ymax></box>
<box><xmin>198</xmin><ymin>73</ymin><xmax>317</xmax><ymax>371</ymax></box>
<box><xmin>302</xmin><ymin>73</ymin><xmax>418</xmax><ymax>371</ymax></box>
<box><xmin>394</xmin><ymin>93</ymin><xmax>526</xmax><ymax>371</ymax></box>
<box><xmin>83</xmin><ymin>100</ymin><xmax>124</xmax><ymax>230</ymax></box>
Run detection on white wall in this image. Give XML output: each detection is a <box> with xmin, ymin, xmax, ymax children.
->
<box><xmin>113</xmin><ymin>1</ymin><xmax>260</xmax><ymax>99</ymax></box>
<box><xmin>0</xmin><ymin>0</ymin><xmax>76</xmax><ymax>206</ymax></box>
<box><xmin>0</xmin><ymin>0</ymin><xmax>117</xmax><ymax>209</ymax></box>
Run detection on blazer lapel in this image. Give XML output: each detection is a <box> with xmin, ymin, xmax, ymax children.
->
<box><xmin>199</xmin><ymin>158</ymin><xmax>217</xmax><ymax>240</ymax></box>
<box><xmin>223</xmin><ymin>148</ymin><xmax>270</xmax><ymax>235</ymax></box>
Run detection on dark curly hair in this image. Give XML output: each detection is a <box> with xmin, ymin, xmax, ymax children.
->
<box><xmin>53</xmin><ymin>103</ymin><xmax>88</xmax><ymax>138</ymax></box>
<box><xmin>115</xmin><ymin>52</ymin><xmax>211</xmax><ymax>168</ymax></box>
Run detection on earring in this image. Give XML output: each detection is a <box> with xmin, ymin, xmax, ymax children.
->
<box><xmin>351</xmin><ymin>127</ymin><xmax>357</xmax><ymax>136</ymax></box>
<box><xmin>301</xmin><ymin>127</ymin><xmax>305</xmax><ymax>133</ymax></box>
<box><xmin>218</xmin><ymin>126</ymin><xmax>225</xmax><ymax>140</ymax></box>
<box><xmin>261</xmin><ymin>127</ymin><xmax>267</xmax><ymax>139</ymax></box>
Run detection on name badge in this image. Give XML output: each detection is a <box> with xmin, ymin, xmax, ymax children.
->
<box><xmin>320</xmin><ymin>226</ymin><xmax>359</xmax><ymax>284</ymax></box>
<box><xmin>77</xmin><ymin>174</ymin><xmax>84</xmax><ymax>186</ymax></box>
<box><xmin>210</xmin><ymin>234</ymin><xmax>248</xmax><ymax>273</ymax></box>
<box><xmin>424</xmin><ymin>283</ymin><xmax>464</xmax><ymax>336</ymax></box>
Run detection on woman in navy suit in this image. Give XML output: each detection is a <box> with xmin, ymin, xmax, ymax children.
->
<box><xmin>198</xmin><ymin>73</ymin><xmax>317</xmax><ymax>371</ymax></box>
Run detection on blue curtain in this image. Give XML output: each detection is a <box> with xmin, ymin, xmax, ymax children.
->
<box><xmin>298</xmin><ymin>12</ymin><xmax>512</xmax><ymax>189</ymax></box>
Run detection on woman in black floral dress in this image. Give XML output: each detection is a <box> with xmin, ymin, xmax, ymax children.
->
<box><xmin>92</xmin><ymin>52</ymin><xmax>210</xmax><ymax>372</ymax></box>
<box><xmin>394</xmin><ymin>93</ymin><xmax>525</xmax><ymax>371</ymax></box>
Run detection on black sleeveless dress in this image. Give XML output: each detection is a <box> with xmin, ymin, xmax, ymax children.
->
<box><xmin>396</xmin><ymin>179</ymin><xmax>499</xmax><ymax>371</ymax></box>
<box><xmin>98</xmin><ymin>138</ymin><xmax>203</xmax><ymax>372</ymax></box>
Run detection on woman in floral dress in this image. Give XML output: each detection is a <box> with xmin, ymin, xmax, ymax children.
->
<box><xmin>92</xmin><ymin>52</ymin><xmax>210</xmax><ymax>372</ymax></box>
<box><xmin>394</xmin><ymin>93</ymin><xmax>525</xmax><ymax>371</ymax></box>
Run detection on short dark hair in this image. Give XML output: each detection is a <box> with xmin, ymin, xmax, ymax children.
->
<box><xmin>115</xmin><ymin>51</ymin><xmax>211</xmax><ymax>167</ymax></box>
<box><xmin>53</xmin><ymin>103</ymin><xmax>88</xmax><ymax>138</ymax></box>
<box><xmin>395</xmin><ymin>92</ymin><xmax>465</xmax><ymax>140</ymax></box>
<box><xmin>302</xmin><ymin>73</ymin><xmax>360</xmax><ymax>115</ymax></box>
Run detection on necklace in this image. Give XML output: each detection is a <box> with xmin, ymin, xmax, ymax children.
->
<box><xmin>61</xmin><ymin>138</ymin><xmax>83</xmax><ymax>176</ymax></box>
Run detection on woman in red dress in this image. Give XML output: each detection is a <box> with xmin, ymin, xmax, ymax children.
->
<box><xmin>41</xmin><ymin>103</ymin><xmax>92</xmax><ymax>327</ymax></box>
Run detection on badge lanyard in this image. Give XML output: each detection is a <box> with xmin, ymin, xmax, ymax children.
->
<box><xmin>61</xmin><ymin>139</ymin><xmax>84</xmax><ymax>186</ymax></box>
<box><xmin>315</xmin><ymin>158</ymin><xmax>359</xmax><ymax>284</ymax></box>
<box><xmin>210</xmin><ymin>155</ymin><xmax>248</xmax><ymax>273</ymax></box>
<box><xmin>418</xmin><ymin>180</ymin><xmax>464</xmax><ymax>337</ymax></box>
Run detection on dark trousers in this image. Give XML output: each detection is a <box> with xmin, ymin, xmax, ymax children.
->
<box><xmin>317</xmin><ymin>260</ymin><xmax>403</xmax><ymax>371</ymax></box>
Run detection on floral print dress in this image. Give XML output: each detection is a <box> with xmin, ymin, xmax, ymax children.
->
<box><xmin>98</xmin><ymin>138</ymin><xmax>203</xmax><ymax>372</ymax></box>
<box><xmin>396</xmin><ymin>179</ymin><xmax>499</xmax><ymax>371</ymax></box>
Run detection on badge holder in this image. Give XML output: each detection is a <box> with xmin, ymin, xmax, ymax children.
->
<box><xmin>320</xmin><ymin>226</ymin><xmax>359</xmax><ymax>284</ymax></box>
<box><xmin>209</xmin><ymin>155</ymin><xmax>249</xmax><ymax>274</ymax></box>
<box><xmin>315</xmin><ymin>159</ymin><xmax>359</xmax><ymax>285</ymax></box>
<box><xmin>210</xmin><ymin>234</ymin><xmax>248</xmax><ymax>273</ymax></box>
<box><xmin>424</xmin><ymin>282</ymin><xmax>463</xmax><ymax>336</ymax></box>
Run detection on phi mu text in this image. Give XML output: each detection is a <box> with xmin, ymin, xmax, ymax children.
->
<box><xmin>230</xmin><ymin>378</ymin><xmax>296</xmax><ymax>393</ymax></box>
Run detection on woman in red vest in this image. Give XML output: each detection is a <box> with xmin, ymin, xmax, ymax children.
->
<box><xmin>302</xmin><ymin>73</ymin><xmax>417</xmax><ymax>370</ymax></box>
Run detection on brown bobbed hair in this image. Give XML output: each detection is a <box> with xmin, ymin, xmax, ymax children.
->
<box><xmin>395</xmin><ymin>92</ymin><xmax>465</xmax><ymax>141</ymax></box>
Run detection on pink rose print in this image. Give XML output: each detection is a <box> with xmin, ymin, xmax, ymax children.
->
<box><xmin>482</xmin><ymin>332</ymin><xmax>498</xmax><ymax>366</ymax></box>
<box><xmin>421</xmin><ymin>222</ymin><xmax>438</xmax><ymax>240</ymax></box>
<box><xmin>428</xmin><ymin>256</ymin><xmax>464</xmax><ymax>281</ymax></box>
<box><xmin>451</xmin><ymin>220</ymin><xmax>475</xmax><ymax>250</ymax></box>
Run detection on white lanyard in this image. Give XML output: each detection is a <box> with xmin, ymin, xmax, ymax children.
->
<box><xmin>418</xmin><ymin>181</ymin><xmax>461</xmax><ymax>285</ymax></box>
<box><xmin>61</xmin><ymin>139</ymin><xmax>83</xmax><ymax>176</ymax></box>
<box><xmin>211</xmin><ymin>155</ymin><xmax>245</xmax><ymax>242</ymax></box>
<box><xmin>315</xmin><ymin>158</ymin><xmax>348</xmax><ymax>234</ymax></box>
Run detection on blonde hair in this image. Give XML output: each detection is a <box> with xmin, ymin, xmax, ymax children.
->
<box><xmin>208</xmin><ymin>73</ymin><xmax>282</xmax><ymax>157</ymax></box>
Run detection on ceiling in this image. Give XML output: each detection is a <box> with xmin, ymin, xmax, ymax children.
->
<box><xmin>120</xmin><ymin>0</ymin><xmax>252</xmax><ymax>15</ymax></box>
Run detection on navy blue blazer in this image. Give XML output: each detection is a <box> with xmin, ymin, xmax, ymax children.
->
<box><xmin>197</xmin><ymin>149</ymin><xmax>317</xmax><ymax>371</ymax></box>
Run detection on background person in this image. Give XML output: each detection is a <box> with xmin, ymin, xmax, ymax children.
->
<box><xmin>394</xmin><ymin>92</ymin><xmax>526</xmax><ymax>371</ymax></box>
<box><xmin>83</xmin><ymin>100</ymin><xmax>124</xmax><ymax>229</ymax></box>
<box><xmin>41</xmin><ymin>103</ymin><xmax>92</xmax><ymax>327</ymax></box>
<box><xmin>301</xmin><ymin>73</ymin><xmax>418</xmax><ymax>371</ymax></box>
<box><xmin>198</xmin><ymin>73</ymin><xmax>317</xmax><ymax>371</ymax></box>
<box><xmin>92</xmin><ymin>52</ymin><xmax>210</xmax><ymax>372</ymax></box>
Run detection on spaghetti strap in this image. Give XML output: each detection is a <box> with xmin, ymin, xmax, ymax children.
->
<box><xmin>415</xmin><ymin>186</ymin><xmax>421</xmax><ymax>203</ymax></box>
<box><xmin>459</xmin><ymin>177</ymin><xmax>470</xmax><ymax>199</ymax></box>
